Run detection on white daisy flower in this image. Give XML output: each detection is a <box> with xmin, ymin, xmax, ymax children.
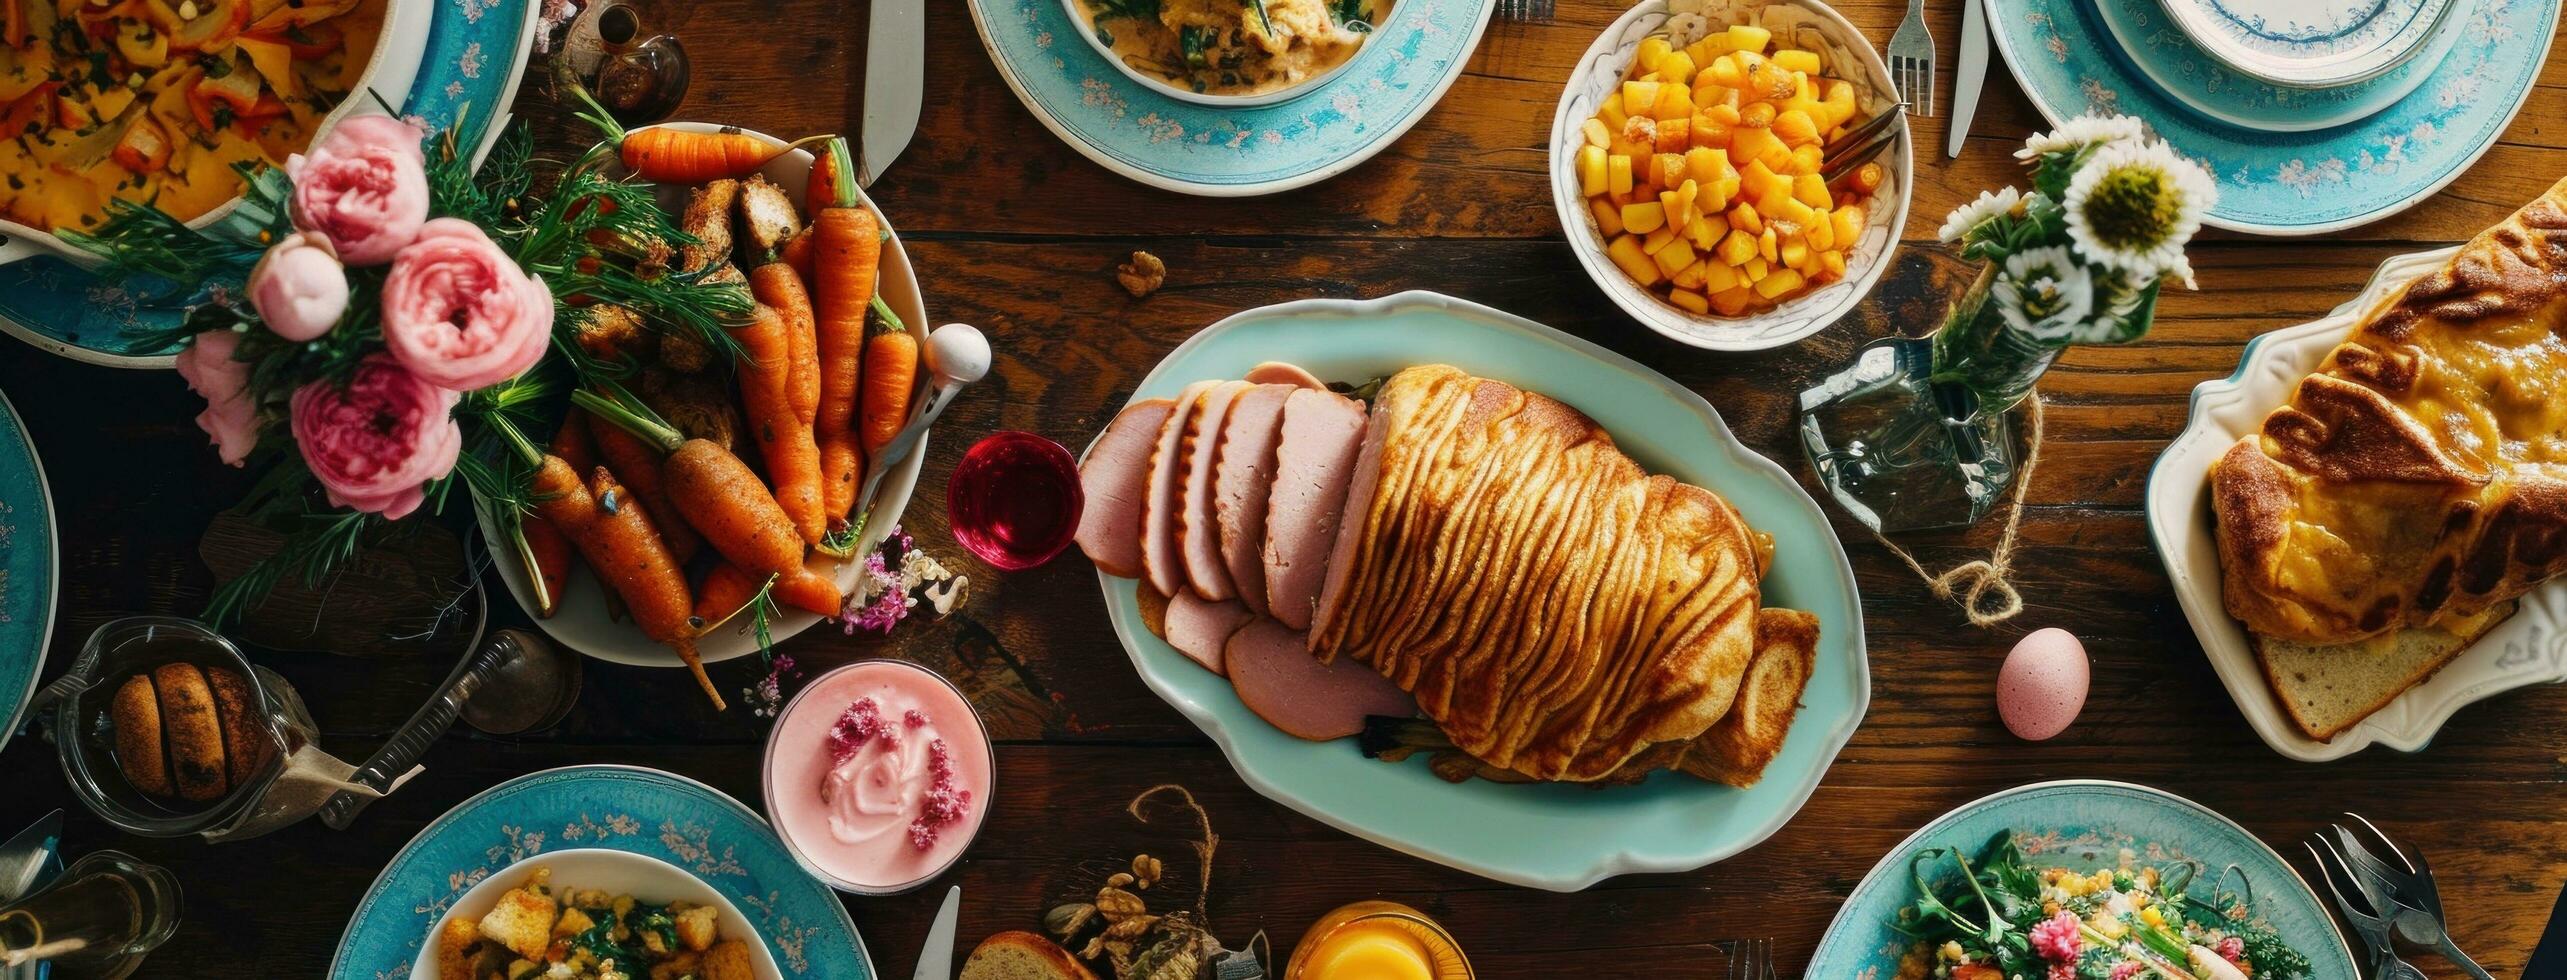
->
<box><xmin>2060</xmin><ymin>139</ymin><xmax>2216</xmax><ymax>285</ymax></box>
<box><xmin>1993</xmin><ymin>245</ymin><xmax>2095</xmax><ymax>340</ymax></box>
<box><xmin>2015</xmin><ymin>114</ymin><xmax>2145</xmax><ymax>161</ymax></box>
<box><xmin>1938</xmin><ymin>186</ymin><xmax>2026</xmax><ymax>243</ymax></box>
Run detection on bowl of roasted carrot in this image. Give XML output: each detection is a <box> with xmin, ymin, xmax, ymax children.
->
<box><xmin>477</xmin><ymin>120</ymin><xmax>936</xmax><ymax>709</ymax></box>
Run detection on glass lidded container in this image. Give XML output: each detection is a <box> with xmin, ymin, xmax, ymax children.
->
<box><xmin>42</xmin><ymin>617</ymin><xmax>306</xmax><ymax>838</ymax></box>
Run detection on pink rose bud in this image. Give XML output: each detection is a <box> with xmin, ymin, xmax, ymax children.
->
<box><xmin>286</xmin><ymin>114</ymin><xmax>430</xmax><ymax>266</ymax></box>
<box><xmin>247</xmin><ymin>231</ymin><xmax>350</xmax><ymax>342</ymax></box>
<box><xmin>380</xmin><ymin>218</ymin><xmax>553</xmax><ymax>391</ymax></box>
<box><xmin>174</xmin><ymin>329</ymin><xmax>259</xmax><ymax>467</ymax></box>
<box><xmin>290</xmin><ymin>356</ymin><xmax>462</xmax><ymax>520</ymax></box>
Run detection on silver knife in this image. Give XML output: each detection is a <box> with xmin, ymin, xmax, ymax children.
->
<box><xmin>1947</xmin><ymin>0</ymin><xmax>1989</xmax><ymax>158</ymax></box>
<box><xmin>912</xmin><ymin>885</ymin><xmax>962</xmax><ymax>980</ymax></box>
<box><xmin>0</xmin><ymin>810</ymin><xmax>59</xmax><ymax>903</ymax></box>
<box><xmin>860</xmin><ymin>0</ymin><xmax>926</xmax><ymax>187</ymax></box>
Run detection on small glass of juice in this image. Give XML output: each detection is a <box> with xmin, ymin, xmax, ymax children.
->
<box><xmin>1285</xmin><ymin>901</ymin><xmax>1473</xmax><ymax>980</ymax></box>
<box><xmin>947</xmin><ymin>431</ymin><xmax>1085</xmax><ymax>570</ymax></box>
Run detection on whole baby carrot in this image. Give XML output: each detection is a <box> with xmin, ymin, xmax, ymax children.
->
<box><xmin>859</xmin><ymin>295</ymin><xmax>918</xmax><ymax>457</ymax></box>
<box><xmin>809</xmin><ymin>139</ymin><xmax>883</xmax><ymax>533</ymax></box>
<box><xmin>732</xmin><ymin>302</ymin><xmax>826</xmax><ymax>545</ymax></box>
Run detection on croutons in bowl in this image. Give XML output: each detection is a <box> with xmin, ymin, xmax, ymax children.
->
<box><xmin>1549</xmin><ymin>0</ymin><xmax>1910</xmax><ymax>352</ymax></box>
<box><xmin>415</xmin><ymin>849</ymin><xmax>779</xmax><ymax>980</ymax></box>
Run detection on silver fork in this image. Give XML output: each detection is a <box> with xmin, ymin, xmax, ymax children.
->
<box><xmin>2332</xmin><ymin>815</ymin><xmax>2497</xmax><ymax>980</ymax></box>
<box><xmin>1886</xmin><ymin>0</ymin><xmax>1935</xmax><ymax>117</ymax></box>
<box><xmin>1494</xmin><ymin>0</ymin><xmax>1553</xmax><ymax>23</ymax></box>
<box><xmin>2308</xmin><ymin>837</ymin><xmax>2430</xmax><ymax>980</ymax></box>
<box><xmin>1728</xmin><ymin>938</ymin><xmax>1775</xmax><ymax>980</ymax></box>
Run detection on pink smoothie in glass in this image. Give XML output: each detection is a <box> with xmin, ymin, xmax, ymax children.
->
<box><xmin>764</xmin><ymin>660</ymin><xmax>993</xmax><ymax>893</ymax></box>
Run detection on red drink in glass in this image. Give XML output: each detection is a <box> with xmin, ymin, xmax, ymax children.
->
<box><xmin>947</xmin><ymin>431</ymin><xmax>1085</xmax><ymax>570</ymax></box>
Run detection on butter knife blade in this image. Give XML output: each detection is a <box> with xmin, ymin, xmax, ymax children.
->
<box><xmin>860</xmin><ymin>0</ymin><xmax>926</xmax><ymax>187</ymax></box>
<box><xmin>0</xmin><ymin>810</ymin><xmax>61</xmax><ymax>903</ymax></box>
<box><xmin>912</xmin><ymin>885</ymin><xmax>961</xmax><ymax>980</ymax></box>
<box><xmin>1948</xmin><ymin>0</ymin><xmax>1989</xmax><ymax>158</ymax></box>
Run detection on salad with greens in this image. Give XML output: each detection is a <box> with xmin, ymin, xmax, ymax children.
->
<box><xmin>1891</xmin><ymin>832</ymin><xmax>2314</xmax><ymax>980</ymax></box>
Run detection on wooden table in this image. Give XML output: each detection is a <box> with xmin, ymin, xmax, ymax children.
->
<box><xmin>6</xmin><ymin>0</ymin><xmax>2566</xmax><ymax>975</ymax></box>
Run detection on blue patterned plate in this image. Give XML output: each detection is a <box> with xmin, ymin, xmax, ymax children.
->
<box><xmin>1807</xmin><ymin>780</ymin><xmax>2360</xmax><ymax>979</ymax></box>
<box><xmin>1093</xmin><ymin>291</ymin><xmax>1869</xmax><ymax>891</ymax></box>
<box><xmin>2090</xmin><ymin>0</ymin><xmax>2463</xmax><ymax>133</ymax></box>
<box><xmin>0</xmin><ymin>390</ymin><xmax>52</xmax><ymax>755</ymax></box>
<box><xmin>0</xmin><ymin>0</ymin><xmax>544</xmax><ymax>368</ymax></box>
<box><xmin>330</xmin><ymin>766</ymin><xmax>875</xmax><ymax>979</ymax></box>
<box><xmin>2162</xmin><ymin>0</ymin><xmax>2458</xmax><ymax>89</ymax></box>
<box><xmin>966</xmin><ymin>0</ymin><xmax>1495</xmax><ymax>196</ymax></box>
<box><xmin>1986</xmin><ymin>0</ymin><xmax>2557</xmax><ymax>235</ymax></box>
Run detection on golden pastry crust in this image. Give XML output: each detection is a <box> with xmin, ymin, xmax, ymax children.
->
<box><xmin>2212</xmin><ymin>179</ymin><xmax>2567</xmax><ymax>644</ymax></box>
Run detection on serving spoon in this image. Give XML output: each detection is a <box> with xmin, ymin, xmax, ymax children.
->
<box><xmin>851</xmin><ymin>322</ymin><xmax>991</xmax><ymax>537</ymax></box>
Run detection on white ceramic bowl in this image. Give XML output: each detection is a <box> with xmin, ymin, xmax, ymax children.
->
<box><xmin>2158</xmin><ymin>0</ymin><xmax>2461</xmax><ymax>90</ymax></box>
<box><xmin>1549</xmin><ymin>0</ymin><xmax>1910</xmax><ymax>352</ymax></box>
<box><xmin>409</xmin><ymin>848</ymin><xmax>780</xmax><ymax>980</ymax></box>
<box><xmin>1060</xmin><ymin>0</ymin><xmax>1391</xmax><ymax>108</ymax></box>
<box><xmin>476</xmin><ymin>122</ymin><xmax>934</xmax><ymax>668</ymax></box>
<box><xmin>2147</xmin><ymin>245</ymin><xmax>2567</xmax><ymax>762</ymax></box>
<box><xmin>0</xmin><ymin>0</ymin><xmax>434</xmax><ymax>270</ymax></box>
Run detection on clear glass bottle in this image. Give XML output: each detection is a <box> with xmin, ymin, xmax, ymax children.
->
<box><xmin>0</xmin><ymin>851</ymin><xmax>182</xmax><ymax>979</ymax></box>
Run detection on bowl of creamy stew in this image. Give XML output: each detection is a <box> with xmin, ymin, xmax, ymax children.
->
<box><xmin>1066</xmin><ymin>0</ymin><xmax>1397</xmax><ymax>106</ymax></box>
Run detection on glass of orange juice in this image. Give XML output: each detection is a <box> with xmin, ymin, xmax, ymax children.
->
<box><xmin>1283</xmin><ymin>901</ymin><xmax>1472</xmax><ymax>980</ymax></box>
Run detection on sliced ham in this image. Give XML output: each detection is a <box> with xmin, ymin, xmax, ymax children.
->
<box><xmin>1266</xmin><ymin>389</ymin><xmax>1370</xmax><ymax>631</ymax></box>
<box><xmin>1305</xmin><ymin>395</ymin><xmax>1388</xmax><ymax>643</ymax></box>
<box><xmin>1214</xmin><ymin>385</ymin><xmax>1295</xmax><ymax>616</ymax></box>
<box><xmin>1227</xmin><ymin>617</ymin><xmax>1417</xmax><ymax>741</ymax></box>
<box><xmin>1163</xmin><ymin>592</ymin><xmax>1255</xmax><ymax>675</ymax></box>
<box><xmin>1245</xmin><ymin>361</ymin><xmax>1327</xmax><ymax>390</ymax></box>
<box><xmin>1074</xmin><ymin>398</ymin><xmax>1173</xmax><ymax>579</ymax></box>
<box><xmin>1142</xmin><ymin>382</ymin><xmax>1218</xmax><ymax>597</ymax></box>
<box><xmin>1179</xmin><ymin>381</ymin><xmax>1253</xmax><ymax>600</ymax></box>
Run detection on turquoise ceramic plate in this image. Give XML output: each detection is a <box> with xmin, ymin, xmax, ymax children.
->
<box><xmin>2089</xmin><ymin>0</ymin><xmax>2464</xmax><ymax>133</ymax></box>
<box><xmin>2161</xmin><ymin>0</ymin><xmax>2457</xmax><ymax>89</ymax></box>
<box><xmin>330</xmin><ymin>766</ymin><xmax>875</xmax><ymax>979</ymax></box>
<box><xmin>0</xmin><ymin>0</ymin><xmax>544</xmax><ymax>367</ymax></box>
<box><xmin>0</xmin><ymin>390</ymin><xmax>51</xmax><ymax>754</ymax></box>
<box><xmin>966</xmin><ymin>0</ymin><xmax>1494</xmax><ymax>196</ymax></box>
<box><xmin>1987</xmin><ymin>0</ymin><xmax>2557</xmax><ymax>234</ymax></box>
<box><xmin>1094</xmin><ymin>291</ymin><xmax>1869</xmax><ymax>891</ymax></box>
<box><xmin>1808</xmin><ymin>780</ymin><xmax>2360</xmax><ymax>979</ymax></box>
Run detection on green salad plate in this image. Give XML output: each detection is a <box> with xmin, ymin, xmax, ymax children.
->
<box><xmin>1092</xmin><ymin>290</ymin><xmax>1869</xmax><ymax>891</ymax></box>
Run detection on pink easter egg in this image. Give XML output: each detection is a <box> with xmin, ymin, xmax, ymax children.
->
<box><xmin>1997</xmin><ymin>627</ymin><xmax>2089</xmax><ymax>741</ymax></box>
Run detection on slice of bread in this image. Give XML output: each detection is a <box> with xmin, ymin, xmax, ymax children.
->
<box><xmin>2256</xmin><ymin>599</ymin><xmax>2516</xmax><ymax>741</ymax></box>
<box><xmin>962</xmin><ymin>932</ymin><xmax>1099</xmax><ymax>980</ymax></box>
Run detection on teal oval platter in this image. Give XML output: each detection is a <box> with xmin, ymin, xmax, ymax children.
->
<box><xmin>0</xmin><ymin>389</ymin><xmax>54</xmax><ymax>755</ymax></box>
<box><xmin>330</xmin><ymin>765</ymin><xmax>875</xmax><ymax>979</ymax></box>
<box><xmin>966</xmin><ymin>0</ymin><xmax>1494</xmax><ymax>195</ymax></box>
<box><xmin>1986</xmin><ymin>0</ymin><xmax>2558</xmax><ymax>235</ymax></box>
<box><xmin>1807</xmin><ymin>780</ymin><xmax>2359</xmax><ymax>979</ymax></box>
<box><xmin>0</xmin><ymin>0</ymin><xmax>544</xmax><ymax>367</ymax></box>
<box><xmin>1094</xmin><ymin>291</ymin><xmax>1869</xmax><ymax>891</ymax></box>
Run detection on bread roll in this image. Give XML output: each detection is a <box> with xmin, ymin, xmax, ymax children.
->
<box><xmin>153</xmin><ymin>664</ymin><xmax>229</xmax><ymax>803</ymax></box>
<box><xmin>109</xmin><ymin>674</ymin><xmax>171</xmax><ymax>797</ymax></box>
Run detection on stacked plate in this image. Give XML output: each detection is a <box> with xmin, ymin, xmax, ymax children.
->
<box><xmin>1987</xmin><ymin>0</ymin><xmax>2558</xmax><ymax>234</ymax></box>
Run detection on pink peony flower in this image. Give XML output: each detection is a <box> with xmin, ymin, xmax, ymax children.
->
<box><xmin>2047</xmin><ymin>965</ymin><xmax>2076</xmax><ymax>980</ymax></box>
<box><xmin>247</xmin><ymin>231</ymin><xmax>350</xmax><ymax>341</ymax></box>
<box><xmin>2030</xmin><ymin>909</ymin><xmax>2083</xmax><ymax>964</ymax></box>
<box><xmin>379</xmin><ymin>218</ymin><xmax>553</xmax><ymax>391</ymax></box>
<box><xmin>286</xmin><ymin>114</ymin><xmax>430</xmax><ymax>266</ymax></box>
<box><xmin>2215</xmin><ymin>936</ymin><xmax>2244</xmax><ymax>963</ymax></box>
<box><xmin>289</xmin><ymin>356</ymin><xmax>461</xmax><ymax>520</ymax></box>
<box><xmin>174</xmin><ymin>329</ymin><xmax>259</xmax><ymax>466</ymax></box>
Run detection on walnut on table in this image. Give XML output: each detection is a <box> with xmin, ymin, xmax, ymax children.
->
<box><xmin>1116</xmin><ymin>250</ymin><xmax>1166</xmax><ymax>298</ymax></box>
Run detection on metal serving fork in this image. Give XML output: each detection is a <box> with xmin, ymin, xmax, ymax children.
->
<box><xmin>1727</xmin><ymin>938</ymin><xmax>1776</xmax><ymax>980</ymax></box>
<box><xmin>2307</xmin><ymin>837</ymin><xmax>2430</xmax><ymax>980</ymax></box>
<box><xmin>1886</xmin><ymin>0</ymin><xmax>1934</xmax><ymax>116</ymax></box>
<box><xmin>2332</xmin><ymin>815</ymin><xmax>2497</xmax><ymax>980</ymax></box>
<box><xmin>1494</xmin><ymin>0</ymin><xmax>1554</xmax><ymax>24</ymax></box>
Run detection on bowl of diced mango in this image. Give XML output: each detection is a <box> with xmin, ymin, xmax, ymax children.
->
<box><xmin>1549</xmin><ymin>0</ymin><xmax>1908</xmax><ymax>351</ymax></box>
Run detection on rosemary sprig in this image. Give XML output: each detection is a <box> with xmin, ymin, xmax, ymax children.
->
<box><xmin>57</xmin><ymin>162</ymin><xmax>287</xmax><ymax>289</ymax></box>
<box><xmin>204</xmin><ymin>506</ymin><xmax>380</xmax><ymax>628</ymax></box>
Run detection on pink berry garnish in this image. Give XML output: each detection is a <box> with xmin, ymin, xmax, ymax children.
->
<box><xmin>904</xmin><ymin>709</ymin><xmax>928</xmax><ymax>729</ymax></box>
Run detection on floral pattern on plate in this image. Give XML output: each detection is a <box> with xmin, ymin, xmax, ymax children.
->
<box><xmin>1986</xmin><ymin>0</ymin><xmax>2557</xmax><ymax>234</ymax></box>
<box><xmin>0</xmin><ymin>0</ymin><xmax>542</xmax><ymax>367</ymax></box>
<box><xmin>965</xmin><ymin>0</ymin><xmax>1493</xmax><ymax>195</ymax></box>
<box><xmin>330</xmin><ymin>765</ymin><xmax>873</xmax><ymax>980</ymax></box>
<box><xmin>0</xmin><ymin>390</ymin><xmax>52</xmax><ymax>755</ymax></box>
